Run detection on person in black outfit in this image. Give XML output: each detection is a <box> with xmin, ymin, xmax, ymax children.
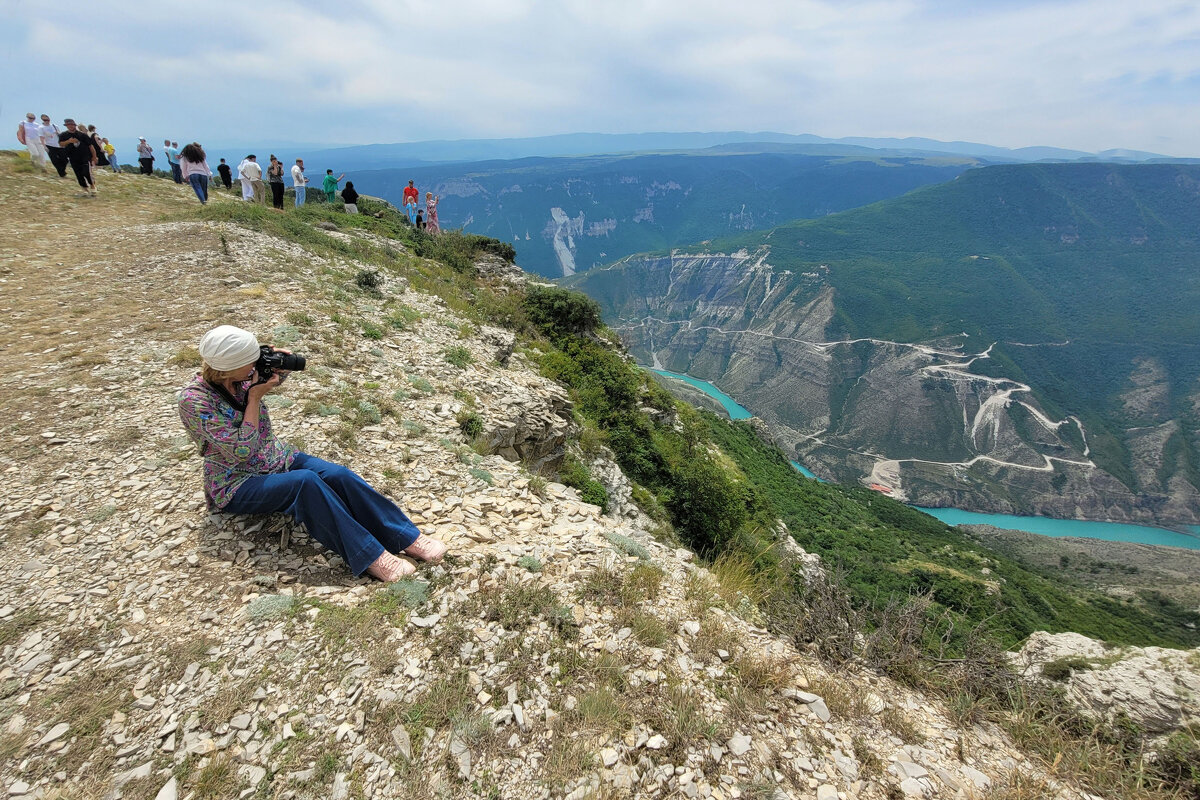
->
<box><xmin>340</xmin><ymin>181</ymin><xmax>359</xmax><ymax>214</ymax></box>
<box><xmin>415</xmin><ymin>209</ymin><xmax>425</xmax><ymax>230</ymax></box>
<box><xmin>40</xmin><ymin>115</ymin><xmax>68</xmax><ymax>178</ymax></box>
<box><xmin>217</xmin><ymin>158</ymin><xmax>232</xmax><ymax>189</ymax></box>
<box><xmin>58</xmin><ymin>119</ymin><xmax>97</xmax><ymax>195</ymax></box>
<box><xmin>87</xmin><ymin>125</ymin><xmax>108</xmax><ymax>168</ymax></box>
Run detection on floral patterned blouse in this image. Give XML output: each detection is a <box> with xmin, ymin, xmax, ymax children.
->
<box><xmin>177</xmin><ymin>375</ymin><xmax>296</xmax><ymax>508</ymax></box>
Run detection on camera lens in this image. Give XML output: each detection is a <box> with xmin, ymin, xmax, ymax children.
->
<box><xmin>280</xmin><ymin>353</ymin><xmax>306</xmax><ymax>372</ymax></box>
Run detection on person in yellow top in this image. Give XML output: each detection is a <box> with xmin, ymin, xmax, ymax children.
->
<box><xmin>102</xmin><ymin>139</ymin><xmax>119</xmax><ymax>173</ymax></box>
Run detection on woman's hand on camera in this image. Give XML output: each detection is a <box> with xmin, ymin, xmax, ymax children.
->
<box><xmin>248</xmin><ymin>372</ymin><xmax>285</xmax><ymax>399</ymax></box>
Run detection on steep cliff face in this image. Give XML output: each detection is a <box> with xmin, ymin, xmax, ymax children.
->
<box><xmin>570</xmin><ymin>241</ymin><xmax>1200</xmax><ymax>527</ymax></box>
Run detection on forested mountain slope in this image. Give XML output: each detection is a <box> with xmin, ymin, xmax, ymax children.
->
<box><xmin>567</xmin><ymin>163</ymin><xmax>1200</xmax><ymax>526</ymax></box>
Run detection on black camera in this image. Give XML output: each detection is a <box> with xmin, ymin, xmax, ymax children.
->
<box><xmin>255</xmin><ymin>345</ymin><xmax>306</xmax><ymax>378</ymax></box>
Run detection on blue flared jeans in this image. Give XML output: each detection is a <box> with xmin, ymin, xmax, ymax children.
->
<box><xmin>188</xmin><ymin>173</ymin><xmax>209</xmax><ymax>204</ymax></box>
<box><xmin>223</xmin><ymin>452</ymin><xmax>421</xmax><ymax>575</ymax></box>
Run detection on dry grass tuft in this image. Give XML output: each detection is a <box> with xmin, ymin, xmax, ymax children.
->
<box><xmin>709</xmin><ymin>552</ymin><xmax>769</xmax><ymax>610</ymax></box>
<box><xmin>40</xmin><ymin>671</ymin><xmax>129</xmax><ymax>772</ymax></box>
<box><xmin>806</xmin><ymin>675</ymin><xmax>870</xmax><ymax>720</ymax></box>
<box><xmin>191</xmin><ymin>754</ymin><xmax>242</xmax><ymax>798</ymax></box>
<box><xmin>879</xmin><ymin>705</ymin><xmax>925</xmax><ymax>744</ymax></box>
<box><xmin>198</xmin><ymin>679</ymin><xmax>256</xmax><ymax>727</ymax></box>
<box><xmin>541</xmin><ymin>735</ymin><xmax>596</xmax><ymax>790</ymax></box>
<box><xmin>643</xmin><ymin>684</ymin><xmax>720</xmax><ymax>757</ymax></box>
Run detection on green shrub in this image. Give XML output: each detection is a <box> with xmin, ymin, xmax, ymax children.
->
<box><xmin>518</xmin><ymin>556</ymin><xmax>543</xmax><ymax>573</ymax></box>
<box><xmin>387</xmin><ymin>305</ymin><xmax>422</xmax><ymax>330</ymax></box>
<box><xmin>409</xmin><ymin>376</ymin><xmax>434</xmax><ymax>394</ymax></box>
<box><xmin>457</xmin><ymin>410</ymin><xmax>484</xmax><ymax>439</ymax></box>
<box><xmin>524</xmin><ymin>286</ymin><xmax>602</xmax><ymax>339</ymax></box>
<box><xmin>444</xmin><ymin>345</ymin><xmax>474</xmax><ymax>369</ymax></box>
<box><xmin>362</xmin><ymin>322</ymin><xmax>383</xmax><ymax>340</ymax></box>
<box><xmin>559</xmin><ymin>454</ymin><xmax>609</xmax><ymax>512</ymax></box>
<box><xmin>469</xmin><ymin>467</ymin><xmax>494</xmax><ymax>485</ymax></box>
<box><xmin>354</xmin><ymin>269</ymin><xmax>384</xmax><ymax>292</ymax></box>
<box><xmin>1042</xmin><ymin>656</ymin><xmax>1094</xmax><ymax>682</ymax></box>
<box><xmin>1154</xmin><ymin>729</ymin><xmax>1200</xmax><ymax>794</ymax></box>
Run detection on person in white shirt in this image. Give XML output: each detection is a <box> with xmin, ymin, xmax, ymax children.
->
<box><xmin>237</xmin><ymin>155</ymin><xmax>258</xmax><ymax>202</ymax></box>
<box><xmin>244</xmin><ymin>155</ymin><xmax>265</xmax><ymax>203</ymax></box>
<box><xmin>17</xmin><ymin>113</ymin><xmax>47</xmax><ymax>169</ymax></box>
<box><xmin>291</xmin><ymin>158</ymin><xmax>307</xmax><ymax>207</ymax></box>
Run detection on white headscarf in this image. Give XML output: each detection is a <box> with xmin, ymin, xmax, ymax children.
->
<box><xmin>199</xmin><ymin>325</ymin><xmax>259</xmax><ymax>371</ymax></box>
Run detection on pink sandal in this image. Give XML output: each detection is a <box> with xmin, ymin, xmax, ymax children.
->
<box><xmin>404</xmin><ymin>534</ymin><xmax>447</xmax><ymax>563</ymax></box>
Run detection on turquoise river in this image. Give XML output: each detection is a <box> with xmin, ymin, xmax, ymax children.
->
<box><xmin>652</xmin><ymin>369</ymin><xmax>1200</xmax><ymax>550</ymax></box>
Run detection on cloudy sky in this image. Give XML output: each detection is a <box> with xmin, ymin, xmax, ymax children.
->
<box><xmin>4</xmin><ymin>0</ymin><xmax>1199</xmax><ymax>156</ymax></box>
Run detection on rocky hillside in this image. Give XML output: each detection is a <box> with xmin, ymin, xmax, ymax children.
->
<box><xmin>0</xmin><ymin>152</ymin><xmax>1183</xmax><ymax>800</ymax></box>
<box><xmin>565</xmin><ymin>164</ymin><xmax>1200</xmax><ymax>528</ymax></box>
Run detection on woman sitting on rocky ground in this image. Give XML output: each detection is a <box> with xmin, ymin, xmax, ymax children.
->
<box><xmin>177</xmin><ymin>325</ymin><xmax>446</xmax><ymax>580</ymax></box>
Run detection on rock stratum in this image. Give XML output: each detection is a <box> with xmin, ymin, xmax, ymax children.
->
<box><xmin>566</xmin><ymin>163</ymin><xmax>1200</xmax><ymax>528</ymax></box>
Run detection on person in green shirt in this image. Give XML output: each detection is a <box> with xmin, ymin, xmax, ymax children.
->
<box><xmin>322</xmin><ymin>169</ymin><xmax>345</xmax><ymax>202</ymax></box>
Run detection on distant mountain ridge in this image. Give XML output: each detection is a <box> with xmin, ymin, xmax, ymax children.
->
<box><xmin>346</xmin><ymin>147</ymin><xmax>984</xmax><ymax>276</ymax></box>
<box><xmin>308</xmin><ymin>131</ymin><xmax>1179</xmax><ymax>171</ymax></box>
<box><xmin>564</xmin><ymin>162</ymin><xmax>1200</xmax><ymax>528</ymax></box>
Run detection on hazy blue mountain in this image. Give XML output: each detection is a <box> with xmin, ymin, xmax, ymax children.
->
<box><xmin>564</xmin><ymin>163</ymin><xmax>1200</xmax><ymax>528</ymax></box>
<box><xmin>346</xmin><ymin>146</ymin><xmax>985</xmax><ymax>276</ymax></box>
<box><xmin>307</xmin><ymin>131</ymin><xmax>1173</xmax><ymax>172</ymax></box>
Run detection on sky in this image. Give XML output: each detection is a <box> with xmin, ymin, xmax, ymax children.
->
<box><xmin>3</xmin><ymin>0</ymin><xmax>1199</xmax><ymax>157</ymax></box>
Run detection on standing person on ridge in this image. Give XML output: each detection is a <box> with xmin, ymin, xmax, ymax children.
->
<box><xmin>341</xmin><ymin>181</ymin><xmax>359</xmax><ymax>214</ymax></box>
<box><xmin>267</xmin><ymin>155</ymin><xmax>286</xmax><ymax>210</ymax></box>
<box><xmin>402</xmin><ymin>180</ymin><xmax>418</xmax><ymax>206</ymax></box>
<box><xmin>165</xmin><ymin>139</ymin><xmax>182</xmax><ymax>183</ymax></box>
<box><xmin>87</xmin><ymin>125</ymin><xmax>108</xmax><ymax>169</ymax></box>
<box><xmin>40</xmin><ymin>116</ymin><xmax>67</xmax><ymax>177</ymax></box>
<box><xmin>179</xmin><ymin>142</ymin><xmax>212</xmax><ymax>204</ymax></box>
<box><xmin>425</xmin><ymin>191</ymin><xmax>440</xmax><ymax>234</ymax></box>
<box><xmin>246</xmin><ymin>155</ymin><xmax>265</xmax><ymax>204</ymax></box>
<box><xmin>103</xmin><ymin>139</ymin><xmax>120</xmax><ymax>172</ymax></box>
<box><xmin>291</xmin><ymin>158</ymin><xmax>307</xmax><ymax>207</ymax></box>
<box><xmin>137</xmin><ymin>137</ymin><xmax>154</xmax><ymax>174</ymax></box>
<box><xmin>177</xmin><ymin>325</ymin><xmax>448</xmax><ymax>582</ymax></box>
<box><xmin>404</xmin><ymin>194</ymin><xmax>418</xmax><ymax>225</ymax></box>
<box><xmin>58</xmin><ymin>119</ymin><xmax>97</xmax><ymax>196</ymax></box>
<box><xmin>17</xmin><ymin>113</ymin><xmax>47</xmax><ymax>169</ymax></box>
<box><xmin>322</xmin><ymin>169</ymin><xmax>345</xmax><ymax>202</ymax></box>
<box><xmin>217</xmin><ymin>158</ymin><xmax>232</xmax><ymax>189</ymax></box>
<box><xmin>237</xmin><ymin>155</ymin><xmax>261</xmax><ymax>201</ymax></box>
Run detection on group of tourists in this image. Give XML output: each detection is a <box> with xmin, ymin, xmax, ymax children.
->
<box><xmin>402</xmin><ymin>179</ymin><xmax>440</xmax><ymax>233</ymax></box>
<box><xmin>17</xmin><ymin>113</ymin><xmax>120</xmax><ymax>195</ymax></box>
<box><xmin>17</xmin><ymin>114</ymin><xmax>445</xmax><ymax>230</ymax></box>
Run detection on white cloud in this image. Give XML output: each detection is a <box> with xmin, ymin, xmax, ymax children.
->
<box><xmin>2</xmin><ymin>0</ymin><xmax>1197</xmax><ymax>155</ymax></box>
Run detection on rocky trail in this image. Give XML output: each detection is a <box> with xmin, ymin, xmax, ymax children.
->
<box><xmin>0</xmin><ymin>155</ymin><xmax>1081</xmax><ymax>799</ymax></box>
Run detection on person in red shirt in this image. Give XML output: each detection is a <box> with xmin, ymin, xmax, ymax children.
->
<box><xmin>402</xmin><ymin>180</ymin><xmax>418</xmax><ymax>205</ymax></box>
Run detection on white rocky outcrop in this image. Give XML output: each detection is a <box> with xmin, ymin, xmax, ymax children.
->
<box><xmin>1015</xmin><ymin>631</ymin><xmax>1200</xmax><ymax>735</ymax></box>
